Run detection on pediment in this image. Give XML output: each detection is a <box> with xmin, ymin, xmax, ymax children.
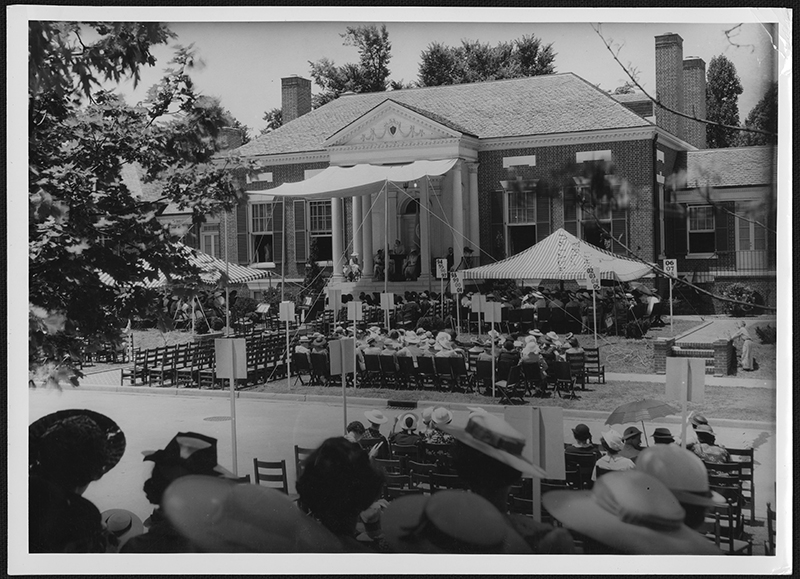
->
<box><xmin>324</xmin><ymin>100</ymin><xmax>462</xmax><ymax>148</ymax></box>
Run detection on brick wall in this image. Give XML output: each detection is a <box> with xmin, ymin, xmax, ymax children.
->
<box><xmin>477</xmin><ymin>138</ymin><xmax>656</xmax><ymax>265</ymax></box>
<box><xmin>682</xmin><ymin>58</ymin><xmax>707</xmax><ymax>149</ymax></box>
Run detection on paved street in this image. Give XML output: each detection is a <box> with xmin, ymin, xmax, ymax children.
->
<box><xmin>27</xmin><ymin>387</ymin><xmax>777</xmax><ymax>525</ymax></box>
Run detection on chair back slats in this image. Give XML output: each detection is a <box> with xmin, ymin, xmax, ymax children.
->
<box><xmin>726</xmin><ymin>446</ymin><xmax>755</xmax><ymax>524</ymax></box>
<box><xmin>583</xmin><ymin>347</ymin><xmax>605</xmax><ymax>384</ymax></box>
<box><xmin>294</xmin><ymin>445</ymin><xmax>315</xmax><ymax>481</ymax></box>
<box><xmin>253</xmin><ymin>458</ymin><xmax>289</xmax><ymax>494</ymax></box>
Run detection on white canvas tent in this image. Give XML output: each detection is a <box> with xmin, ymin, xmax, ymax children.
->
<box><xmin>461</xmin><ymin>228</ymin><xmax>654</xmax><ymax>282</ymax></box>
<box><xmin>247</xmin><ymin>158</ymin><xmax>458</xmax><ymax>200</ymax></box>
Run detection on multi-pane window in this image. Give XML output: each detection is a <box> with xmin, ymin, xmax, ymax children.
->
<box><xmin>200</xmin><ymin>222</ymin><xmax>221</xmax><ymax>258</ymax></box>
<box><xmin>504</xmin><ymin>188</ymin><xmax>551</xmax><ymax>257</ymax></box>
<box><xmin>687</xmin><ymin>205</ymin><xmax>715</xmax><ymax>254</ymax></box>
<box><xmin>309</xmin><ymin>200</ymin><xmax>332</xmax><ymax>261</ymax></box>
<box><xmin>251</xmin><ymin>202</ymin><xmax>282</xmax><ymax>263</ymax></box>
<box><xmin>564</xmin><ymin>185</ymin><xmax>628</xmax><ymax>254</ymax></box>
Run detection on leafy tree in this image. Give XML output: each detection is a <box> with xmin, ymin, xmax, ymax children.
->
<box><xmin>260</xmin><ymin>107</ymin><xmax>283</xmax><ymax>133</ymax></box>
<box><xmin>612</xmin><ymin>81</ymin><xmax>636</xmax><ymax>94</ymax></box>
<box><xmin>29</xmin><ymin>22</ymin><xmax>251</xmax><ymax>388</ymax></box>
<box><xmin>308</xmin><ymin>24</ymin><xmax>393</xmax><ymax>107</ymax></box>
<box><xmin>417</xmin><ymin>34</ymin><xmax>556</xmax><ymax>87</ymax></box>
<box><xmin>705</xmin><ymin>55</ymin><xmax>743</xmax><ymax>148</ymax></box>
<box><xmin>738</xmin><ymin>81</ymin><xmax>777</xmax><ymax>146</ymax></box>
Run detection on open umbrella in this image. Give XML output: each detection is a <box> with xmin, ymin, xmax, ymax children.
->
<box><xmin>605</xmin><ymin>399</ymin><xmax>679</xmax><ymax>447</ymax></box>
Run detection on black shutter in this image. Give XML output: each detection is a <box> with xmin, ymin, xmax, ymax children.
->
<box><xmin>294</xmin><ymin>199</ymin><xmax>307</xmax><ymax>263</ymax></box>
<box><xmin>564</xmin><ymin>187</ymin><xmax>578</xmax><ymax>237</ymax></box>
<box><xmin>714</xmin><ymin>202</ymin><xmax>731</xmax><ymax>253</ymax></box>
<box><xmin>236</xmin><ymin>204</ymin><xmax>249</xmax><ymax>264</ymax></box>
<box><xmin>536</xmin><ymin>191</ymin><xmax>551</xmax><ymax>242</ymax></box>
<box><xmin>273</xmin><ymin>201</ymin><xmax>283</xmax><ymax>265</ymax></box>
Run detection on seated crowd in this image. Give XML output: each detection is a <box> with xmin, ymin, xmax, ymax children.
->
<box><xmin>30</xmin><ymin>406</ymin><xmax>730</xmax><ymax>555</ymax></box>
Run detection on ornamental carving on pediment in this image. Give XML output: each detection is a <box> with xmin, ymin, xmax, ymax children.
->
<box><xmin>359</xmin><ymin>118</ymin><xmax>425</xmax><ymax>142</ymax></box>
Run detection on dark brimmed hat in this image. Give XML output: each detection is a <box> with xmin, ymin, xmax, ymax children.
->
<box><xmin>440</xmin><ymin>414</ymin><xmax>546</xmax><ymax>478</ymax></box>
<box><xmin>142</xmin><ymin>432</ymin><xmax>236</xmax><ymax>478</ymax></box>
<box><xmin>622</xmin><ymin>426</ymin><xmax>642</xmax><ymax>441</ymax></box>
<box><xmin>572</xmin><ymin>423</ymin><xmax>592</xmax><ymax>441</ymax></box>
<box><xmin>652</xmin><ymin>427</ymin><xmax>674</xmax><ymax>443</ymax></box>
<box><xmin>694</xmin><ymin>424</ymin><xmax>716</xmax><ymax>442</ymax></box>
<box><xmin>29</xmin><ymin>409</ymin><xmax>126</xmax><ymax>480</ymax></box>
<box><xmin>382</xmin><ymin>490</ymin><xmax>530</xmax><ymax>554</ymax></box>
<box><xmin>542</xmin><ymin>471</ymin><xmax>721</xmax><ymax>555</ymax></box>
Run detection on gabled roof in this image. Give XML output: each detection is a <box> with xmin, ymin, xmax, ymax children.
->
<box><xmin>685</xmin><ymin>146</ymin><xmax>775</xmax><ymax>188</ymax></box>
<box><xmin>236</xmin><ymin>73</ymin><xmax>653</xmax><ymax>157</ymax></box>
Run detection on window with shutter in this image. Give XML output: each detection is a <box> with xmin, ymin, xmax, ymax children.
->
<box><xmin>236</xmin><ymin>204</ymin><xmax>248</xmax><ymax>264</ymax></box>
<box><xmin>687</xmin><ymin>205</ymin><xmax>715</xmax><ymax>255</ymax></box>
<box><xmin>309</xmin><ymin>200</ymin><xmax>332</xmax><ymax>261</ymax></box>
<box><xmin>250</xmin><ymin>201</ymin><xmax>282</xmax><ymax>264</ymax></box>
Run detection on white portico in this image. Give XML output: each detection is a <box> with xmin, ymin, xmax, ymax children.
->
<box><xmin>251</xmin><ymin>99</ymin><xmax>481</xmax><ymax>291</ymax></box>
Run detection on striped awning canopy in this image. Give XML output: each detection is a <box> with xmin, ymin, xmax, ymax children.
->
<box><xmin>461</xmin><ymin>228</ymin><xmax>654</xmax><ymax>282</ymax></box>
<box><xmin>98</xmin><ymin>243</ymin><xmax>268</xmax><ymax>288</ymax></box>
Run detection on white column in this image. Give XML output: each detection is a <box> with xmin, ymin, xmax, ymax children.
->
<box><xmin>420</xmin><ymin>179</ymin><xmax>431</xmax><ymax>282</ymax></box>
<box><xmin>352</xmin><ymin>195</ymin><xmax>363</xmax><ymax>266</ymax></box>
<box><xmin>331</xmin><ymin>197</ymin><xmax>344</xmax><ymax>281</ymax></box>
<box><xmin>361</xmin><ymin>192</ymin><xmax>373</xmax><ymax>277</ymax></box>
<box><xmin>468</xmin><ymin>162</ymin><xmax>480</xmax><ymax>254</ymax></box>
<box><xmin>451</xmin><ymin>160</ymin><xmax>464</xmax><ymax>266</ymax></box>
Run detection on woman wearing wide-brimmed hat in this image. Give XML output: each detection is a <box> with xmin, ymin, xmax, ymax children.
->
<box><xmin>543</xmin><ymin>470</ymin><xmax>722</xmax><ymax>554</ymax></box>
<box><xmin>29</xmin><ymin>409</ymin><xmax>126</xmax><ymax>496</ymax></box>
<box><xmin>441</xmin><ymin>413</ymin><xmax>576</xmax><ymax>553</ymax></box>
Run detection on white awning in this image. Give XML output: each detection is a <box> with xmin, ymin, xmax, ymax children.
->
<box><xmin>248</xmin><ymin>158</ymin><xmax>458</xmax><ymax>200</ymax></box>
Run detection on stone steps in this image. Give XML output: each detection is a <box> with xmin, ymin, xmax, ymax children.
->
<box><xmin>671</xmin><ymin>344</ymin><xmax>716</xmax><ymax>374</ymax></box>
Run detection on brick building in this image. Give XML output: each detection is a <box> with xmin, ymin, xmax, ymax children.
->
<box><xmin>188</xmin><ymin>34</ymin><xmax>774</xmax><ymax>305</ymax></box>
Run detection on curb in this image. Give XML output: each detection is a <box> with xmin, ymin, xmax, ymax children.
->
<box><xmin>69</xmin><ymin>382</ymin><xmax>775</xmax><ymax>430</ymax></box>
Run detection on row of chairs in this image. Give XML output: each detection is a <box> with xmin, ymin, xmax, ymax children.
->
<box><xmin>121</xmin><ymin>332</ymin><xmax>299</xmax><ymax>388</ymax></box>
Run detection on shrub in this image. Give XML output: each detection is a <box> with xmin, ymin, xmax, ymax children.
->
<box><xmin>720</xmin><ymin>283</ymin><xmax>759</xmax><ymax>317</ymax></box>
<box><xmin>231</xmin><ymin>296</ymin><xmax>258</xmax><ymax>320</ymax></box>
<box><xmin>755</xmin><ymin>324</ymin><xmax>776</xmax><ymax>344</ymax></box>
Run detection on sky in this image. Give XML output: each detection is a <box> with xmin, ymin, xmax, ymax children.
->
<box><xmin>99</xmin><ymin>11</ymin><xmax>783</xmax><ymax>134</ymax></box>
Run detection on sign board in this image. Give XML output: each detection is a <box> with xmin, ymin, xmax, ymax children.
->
<box><xmin>585</xmin><ymin>266</ymin><xmax>601</xmax><ymax>291</ymax></box>
<box><xmin>665</xmin><ymin>357</ymin><xmax>705</xmax><ymax>403</ymax></box>
<box><xmin>470</xmin><ymin>293</ymin><xmax>484</xmax><ymax>313</ymax></box>
<box><xmin>326</xmin><ymin>288</ymin><xmax>342</xmax><ymax>312</ymax></box>
<box><xmin>346</xmin><ymin>301</ymin><xmax>364</xmax><ymax>321</ymax></box>
<box><xmin>435</xmin><ymin>258</ymin><xmax>448</xmax><ymax>279</ymax></box>
<box><xmin>278</xmin><ymin>301</ymin><xmax>295</xmax><ymax>322</ymax></box>
<box><xmin>329</xmin><ymin>338</ymin><xmax>355</xmax><ymax>376</ymax></box>
<box><xmin>450</xmin><ymin>271</ymin><xmax>464</xmax><ymax>294</ymax></box>
<box><xmin>380</xmin><ymin>292</ymin><xmax>395</xmax><ymax>311</ymax></box>
<box><xmin>663</xmin><ymin>258</ymin><xmax>677</xmax><ymax>278</ymax></box>
<box><xmin>215</xmin><ymin>338</ymin><xmax>247</xmax><ymax>380</ymax></box>
<box><xmin>482</xmin><ymin>302</ymin><xmax>504</xmax><ymax>324</ymax></box>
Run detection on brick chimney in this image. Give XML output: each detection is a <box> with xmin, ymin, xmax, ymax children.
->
<box><xmin>655</xmin><ymin>33</ymin><xmax>684</xmax><ymax>141</ymax></box>
<box><xmin>682</xmin><ymin>56</ymin><xmax>707</xmax><ymax>149</ymax></box>
<box><xmin>281</xmin><ymin>75</ymin><xmax>312</xmax><ymax>124</ymax></box>
<box><xmin>216</xmin><ymin>127</ymin><xmax>244</xmax><ymax>150</ymax></box>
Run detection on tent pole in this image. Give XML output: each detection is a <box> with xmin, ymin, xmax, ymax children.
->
<box><xmin>592</xmin><ymin>287</ymin><xmax>598</xmax><ymax>348</ymax></box>
<box><xmin>281</xmin><ymin>200</ymin><xmax>286</xmax><ymax>303</ymax></box>
<box><xmin>224</xmin><ymin>214</ymin><xmax>231</xmax><ymax>335</ymax></box>
<box><xmin>384</xmin><ymin>181</ymin><xmax>390</xmax><ymax>329</ymax></box>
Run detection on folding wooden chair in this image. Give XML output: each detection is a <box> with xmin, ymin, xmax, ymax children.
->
<box><xmin>379</xmin><ymin>355</ymin><xmax>400</xmax><ymax>389</ymax></box>
<box><xmin>253</xmin><ymin>458</ymin><xmax>289</xmax><ymax>494</ymax></box>
<box><xmin>310</xmin><ymin>352</ymin><xmax>331</xmax><ymax>386</ymax></box>
<box><xmin>373</xmin><ymin>458</ymin><xmax>403</xmax><ymax>474</ymax></box>
<box><xmin>294</xmin><ymin>445</ymin><xmax>315</xmax><ymax>481</ymax></box>
<box><xmin>383</xmin><ymin>473</ymin><xmax>421</xmax><ymax>500</ymax></box>
<box><xmin>566</xmin><ymin>352</ymin><xmax>586</xmax><ymax>390</ymax></box>
<box><xmin>550</xmin><ymin>360</ymin><xmax>578</xmax><ymax>400</ymax></box>
<box><xmin>726</xmin><ymin>446</ymin><xmax>756</xmax><ymax>524</ymax></box>
<box><xmin>521</xmin><ymin>360</ymin><xmax>548</xmax><ymax>397</ymax></box>
<box><xmin>475</xmin><ymin>359</ymin><xmax>495</xmax><ymax>395</ymax></box>
<box><xmin>764</xmin><ymin>501</ymin><xmax>776</xmax><ymax>556</ymax></box>
<box><xmin>495</xmin><ymin>365</ymin><xmax>526</xmax><ymax>405</ymax></box>
<box><xmin>362</xmin><ymin>354</ymin><xmax>383</xmax><ymax>388</ymax></box>
<box><xmin>291</xmin><ymin>352</ymin><xmax>314</xmax><ymax>386</ymax></box>
<box><xmin>706</xmin><ymin>482</ymin><xmax>753</xmax><ymax>555</ymax></box>
<box><xmin>449</xmin><ymin>356</ymin><xmax>472</xmax><ymax>393</ymax></box>
<box><xmin>416</xmin><ymin>356</ymin><xmax>440</xmax><ymax>391</ymax></box>
<box><xmin>120</xmin><ymin>349</ymin><xmax>147</xmax><ymax>386</ymax></box>
<box><xmin>396</xmin><ymin>355</ymin><xmax>417</xmax><ymax>390</ymax></box>
<box><xmin>407</xmin><ymin>460</ymin><xmax>438</xmax><ymax>493</ymax></box>
<box><xmin>564</xmin><ymin>452</ymin><xmax>597</xmax><ymax>490</ymax></box>
<box><xmin>583</xmin><ymin>347</ymin><xmax>605</xmax><ymax>384</ymax></box>
<box><xmin>391</xmin><ymin>443</ymin><xmax>421</xmax><ymax>470</ymax></box>
<box><xmin>429</xmin><ymin>472</ymin><xmax>467</xmax><ymax>493</ymax></box>
<box><xmin>433</xmin><ymin>356</ymin><xmax>456</xmax><ymax>392</ymax></box>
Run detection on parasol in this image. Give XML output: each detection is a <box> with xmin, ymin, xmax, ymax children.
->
<box><xmin>605</xmin><ymin>398</ymin><xmax>679</xmax><ymax>447</ymax></box>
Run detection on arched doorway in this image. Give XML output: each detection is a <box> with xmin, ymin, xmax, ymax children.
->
<box><xmin>398</xmin><ymin>197</ymin><xmax>420</xmax><ymax>253</ymax></box>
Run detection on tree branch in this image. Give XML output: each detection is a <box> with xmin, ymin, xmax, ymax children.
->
<box><xmin>581</xmin><ymin>206</ymin><xmax>776</xmax><ymax>312</ymax></box>
<box><xmin>591</xmin><ymin>24</ymin><xmax>776</xmax><ymax>138</ymax></box>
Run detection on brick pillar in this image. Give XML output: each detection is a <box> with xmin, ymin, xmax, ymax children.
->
<box><xmin>713</xmin><ymin>339</ymin><xmax>733</xmax><ymax>376</ymax></box>
<box><xmin>653</xmin><ymin>337</ymin><xmax>675</xmax><ymax>374</ymax></box>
